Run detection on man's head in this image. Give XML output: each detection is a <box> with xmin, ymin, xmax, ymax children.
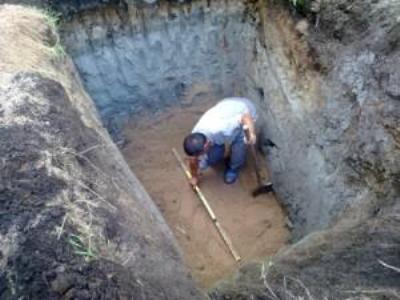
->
<box><xmin>183</xmin><ymin>132</ymin><xmax>209</xmax><ymax>156</ymax></box>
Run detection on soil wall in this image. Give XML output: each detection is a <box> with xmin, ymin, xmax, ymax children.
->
<box><xmin>237</xmin><ymin>0</ymin><xmax>400</xmax><ymax>237</ymax></box>
<box><xmin>0</xmin><ymin>5</ymin><xmax>202</xmax><ymax>299</ymax></box>
<box><xmin>212</xmin><ymin>0</ymin><xmax>400</xmax><ymax>298</ymax></box>
<box><xmin>61</xmin><ymin>0</ymin><xmax>258</xmax><ymax>136</ymax></box>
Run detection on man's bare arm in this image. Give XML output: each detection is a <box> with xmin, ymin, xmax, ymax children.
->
<box><xmin>188</xmin><ymin>157</ymin><xmax>200</xmax><ymax>186</ymax></box>
<box><xmin>241</xmin><ymin>113</ymin><xmax>257</xmax><ymax>144</ymax></box>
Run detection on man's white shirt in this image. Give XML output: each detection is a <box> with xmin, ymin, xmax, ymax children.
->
<box><xmin>192</xmin><ymin>97</ymin><xmax>257</xmax><ymax>145</ymax></box>
<box><xmin>192</xmin><ymin>97</ymin><xmax>257</xmax><ymax>170</ymax></box>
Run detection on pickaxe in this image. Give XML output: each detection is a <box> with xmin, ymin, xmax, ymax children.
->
<box><xmin>244</xmin><ymin>127</ymin><xmax>275</xmax><ymax>197</ymax></box>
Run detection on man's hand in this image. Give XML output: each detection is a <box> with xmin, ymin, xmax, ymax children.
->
<box><xmin>189</xmin><ymin>176</ymin><xmax>199</xmax><ymax>188</ymax></box>
<box><xmin>245</xmin><ymin>131</ymin><xmax>257</xmax><ymax>145</ymax></box>
<box><xmin>243</xmin><ymin>125</ymin><xmax>257</xmax><ymax>145</ymax></box>
<box><xmin>187</xmin><ymin>156</ymin><xmax>200</xmax><ymax>188</ymax></box>
<box><xmin>241</xmin><ymin>113</ymin><xmax>257</xmax><ymax>145</ymax></box>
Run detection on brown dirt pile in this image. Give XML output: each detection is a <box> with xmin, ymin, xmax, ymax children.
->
<box><xmin>0</xmin><ymin>5</ymin><xmax>202</xmax><ymax>299</ymax></box>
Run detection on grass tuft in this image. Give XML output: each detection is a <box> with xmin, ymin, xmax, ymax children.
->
<box><xmin>38</xmin><ymin>7</ymin><xmax>66</xmax><ymax>59</ymax></box>
<box><xmin>68</xmin><ymin>234</ymin><xmax>97</xmax><ymax>262</ymax></box>
<box><xmin>51</xmin><ymin>43</ymin><xmax>67</xmax><ymax>59</ymax></box>
<box><xmin>288</xmin><ymin>0</ymin><xmax>310</xmax><ymax>15</ymax></box>
<box><xmin>41</xmin><ymin>8</ymin><xmax>62</xmax><ymax>29</ymax></box>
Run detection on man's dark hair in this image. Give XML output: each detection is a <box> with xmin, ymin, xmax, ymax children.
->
<box><xmin>183</xmin><ymin>132</ymin><xmax>207</xmax><ymax>156</ymax></box>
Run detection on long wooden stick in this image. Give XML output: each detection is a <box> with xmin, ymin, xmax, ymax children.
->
<box><xmin>172</xmin><ymin>148</ymin><xmax>241</xmax><ymax>262</ymax></box>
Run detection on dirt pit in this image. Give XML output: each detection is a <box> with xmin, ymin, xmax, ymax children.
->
<box><xmin>121</xmin><ymin>100</ymin><xmax>289</xmax><ymax>288</ymax></box>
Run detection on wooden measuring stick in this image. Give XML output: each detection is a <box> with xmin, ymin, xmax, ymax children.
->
<box><xmin>172</xmin><ymin>148</ymin><xmax>241</xmax><ymax>262</ymax></box>
<box><xmin>214</xmin><ymin>221</ymin><xmax>241</xmax><ymax>262</ymax></box>
<box><xmin>172</xmin><ymin>148</ymin><xmax>216</xmax><ymax>221</ymax></box>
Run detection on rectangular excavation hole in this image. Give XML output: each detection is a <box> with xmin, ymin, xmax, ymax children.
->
<box><xmin>62</xmin><ymin>0</ymin><xmax>289</xmax><ymax>288</ymax></box>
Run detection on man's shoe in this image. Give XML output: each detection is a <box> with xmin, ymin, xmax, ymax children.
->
<box><xmin>224</xmin><ymin>168</ymin><xmax>239</xmax><ymax>184</ymax></box>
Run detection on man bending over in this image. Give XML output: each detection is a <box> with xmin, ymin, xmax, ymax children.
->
<box><xmin>183</xmin><ymin>97</ymin><xmax>257</xmax><ymax>185</ymax></box>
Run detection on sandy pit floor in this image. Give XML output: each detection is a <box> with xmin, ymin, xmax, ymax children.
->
<box><xmin>121</xmin><ymin>101</ymin><xmax>289</xmax><ymax>288</ymax></box>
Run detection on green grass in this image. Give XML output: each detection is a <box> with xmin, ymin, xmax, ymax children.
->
<box><xmin>41</xmin><ymin>8</ymin><xmax>62</xmax><ymax>30</ymax></box>
<box><xmin>68</xmin><ymin>233</ymin><xmax>98</xmax><ymax>261</ymax></box>
<box><xmin>288</xmin><ymin>0</ymin><xmax>308</xmax><ymax>13</ymax></box>
<box><xmin>51</xmin><ymin>42</ymin><xmax>67</xmax><ymax>59</ymax></box>
<box><xmin>38</xmin><ymin>7</ymin><xmax>67</xmax><ymax>59</ymax></box>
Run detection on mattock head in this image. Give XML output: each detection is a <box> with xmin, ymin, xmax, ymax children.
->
<box><xmin>252</xmin><ymin>183</ymin><xmax>274</xmax><ymax>197</ymax></box>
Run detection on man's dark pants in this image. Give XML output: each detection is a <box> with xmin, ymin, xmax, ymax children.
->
<box><xmin>206</xmin><ymin>130</ymin><xmax>246</xmax><ymax>171</ymax></box>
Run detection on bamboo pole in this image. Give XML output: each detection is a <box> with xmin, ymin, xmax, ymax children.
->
<box><xmin>172</xmin><ymin>148</ymin><xmax>241</xmax><ymax>262</ymax></box>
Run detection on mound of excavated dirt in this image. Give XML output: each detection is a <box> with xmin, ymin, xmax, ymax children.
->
<box><xmin>0</xmin><ymin>5</ymin><xmax>201</xmax><ymax>299</ymax></box>
<box><xmin>121</xmin><ymin>101</ymin><xmax>289</xmax><ymax>288</ymax></box>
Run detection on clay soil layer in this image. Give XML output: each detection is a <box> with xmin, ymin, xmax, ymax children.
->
<box><xmin>122</xmin><ymin>101</ymin><xmax>289</xmax><ymax>288</ymax></box>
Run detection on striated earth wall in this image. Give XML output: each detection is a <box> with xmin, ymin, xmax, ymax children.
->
<box><xmin>212</xmin><ymin>0</ymin><xmax>400</xmax><ymax>298</ymax></box>
<box><xmin>238</xmin><ymin>0</ymin><xmax>400</xmax><ymax>237</ymax></box>
<box><xmin>61</xmin><ymin>0</ymin><xmax>258</xmax><ymax>136</ymax></box>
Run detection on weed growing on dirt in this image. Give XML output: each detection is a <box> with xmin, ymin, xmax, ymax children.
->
<box><xmin>39</xmin><ymin>8</ymin><xmax>67</xmax><ymax>59</ymax></box>
<box><xmin>51</xmin><ymin>43</ymin><xmax>67</xmax><ymax>59</ymax></box>
<box><xmin>68</xmin><ymin>234</ymin><xmax>97</xmax><ymax>261</ymax></box>
<box><xmin>288</xmin><ymin>0</ymin><xmax>322</xmax><ymax>16</ymax></box>
<box><xmin>51</xmin><ymin>146</ymin><xmax>121</xmax><ymax>264</ymax></box>
<box><xmin>41</xmin><ymin>8</ymin><xmax>62</xmax><ymax>30</ymax></box>
<box><xmin>288</xmin><ymin>0</ymin><xmax>306</xmax><ymax>9</ymax></box>
<box><xmin>57</xmin><ymin>210</ymin><xmax>98</xmax><ymax>262</ymax></box>
<box><xmin>261</xmin><ymin>261</ymin><xmax>316</xmax><ymax>300</ymax></box>
<box><xmin>6</xmin><ymin>271</ymin><xmax>16</xmax><ymax>296</ymax></box>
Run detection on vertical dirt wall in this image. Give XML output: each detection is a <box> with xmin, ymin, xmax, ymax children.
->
<box><xmin>212</xmin><ymin>0</ymin><xmax>400</xmax><ymax>298</ymax></box>
<box><xmin>243</xmin><ymin>0</ymin><xmax>400</xmax><ymax>237</ymax></box>
<box><xmin>61</xmin><ymin>0</ymin><xmax>258</xmax><ymax>135</ymax></box>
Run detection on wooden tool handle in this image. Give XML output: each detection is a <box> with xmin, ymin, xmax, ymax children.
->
<box><xmin>172</xmin><ymin>148</ymin><xmax>241</xmax><ymax>262</ymax></box>
<box><xmin>243</xmin><ymin>127</ymin><xmax>263</xmax><ymax>185</ymax></box>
